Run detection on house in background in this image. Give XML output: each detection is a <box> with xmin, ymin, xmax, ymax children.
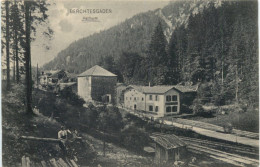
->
<box><xmin>39</xmin><ymin>70</ymin><xmax>57</xmax><ymax>86</ymax></box>
<box><xmin>116</xmin><ymin>83</ymin><xmax>127</xmax><ymax>106</ymax></box>
<box><xmin>55</xmin><ymin>82</ymin><xmax>77</xmax><ymax>94</ymax></box>
<box><xmin>38</xmin><ymin>70</ymin><xmax>70</xmax><ymax>92</ymax></box>
<box><xmin>49</xmin><ymin>70</ymin><xmax>68</xmax><ymax>83</ymax></box>
<box><xmin>123</xmin><ymin>84</ymin><xmax>198</xmax><ymax>117</ymax></box>
<box><xmin>77</xmin><ymin>65</ymin><xmax>117</xmax><ymax>103</ymax></box>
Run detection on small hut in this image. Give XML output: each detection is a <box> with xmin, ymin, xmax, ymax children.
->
<box><xmin>154</xmin><ymin>134</ymin><xmax>186</xmax><ymax>163</ymax></box>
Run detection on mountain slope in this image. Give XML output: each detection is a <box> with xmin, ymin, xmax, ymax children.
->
<box><xmin>43</xmin><ymin>0</ymin><xmax>221</xmax><ymax>74</ymax></box>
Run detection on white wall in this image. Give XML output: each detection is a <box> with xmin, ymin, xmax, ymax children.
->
<box><xmin>145</xmin><ymin>94</ymin><xmax>165</xmax><ymax>117</ymax></box>
<box><xmin>124</xmin><ymin>89</ymin><xmax>145</xmax><ymax>110</ymax></box>
<box><xmin>77</xmin><ymin>76</ymin><xmax>92</xmax><ymax>102</ymax></box>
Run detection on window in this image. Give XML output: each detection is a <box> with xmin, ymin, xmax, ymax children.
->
<box><xmin>155</xmin><ymin>106</ymin><xmax>159</xmax><ymax>112</ymax></box>
<box><xmin>142</xmin><ymin>98</ymin><xmax>144</xmax><ymax>101</ymax></box>
<box><xmin>134</xmin><ymin>97</ymin><xmax>136</xmax><ymax>100</ymax></box>
<box><xmin>166</xmin><ymin>95</ymin><xmax>171</xmax><ymax>101</ymax></box>
<box><xmin>155</xmin><ymin>95</ymin><xmax>159</xmax><ymax>101</ymax></box>
<box><xmin>149</xmin><ymin>105</ymin><xmax>153</xmax><ymax>111</ymax></box>
<box><xmin>166</xmin><ymin>106</ymin><xmax>171</xmax><ymax>113</ymax></box>
<box><xmin>172</xmin><ymin>106</ymin><xmax>178</xmax><ymax>112</ymax></box>
<box><xmin>149</xmin><ymin>95</ymin><xmax>153</xmax><ymax>100</ymax></box>
<box><xmin>172</xmin><ymin>95</ymin><xmax>177</xmax><ymax>101</ymax></box>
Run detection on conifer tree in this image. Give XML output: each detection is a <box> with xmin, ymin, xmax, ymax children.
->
<box><xmin>10</xmin><ymin>0</ymin><xmax>24</xmax><ymax>83</ymax></box>
<box><xmin>5</xmin><ymin>1</ymin><xmax>10</xmax><ymax>90</ymax></box>
<box><xmin>24</xmin><ymin>0</ymin><xmax>52</xmax><ymax>114</ymax></box>
<box><xmin>148</xmin><ymin>21</ymin><xmax>168</xmax><ymax>85</ymax></box>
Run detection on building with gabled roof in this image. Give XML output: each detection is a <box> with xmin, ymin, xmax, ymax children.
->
<box><xmin>123</xmin><ymin>84</ymin><xmax>198</xmax><ymax>117</ymax></box>
<box><xmin>77</xmin><ymin>65</ymin><xmax>117</xmax><ymax>103</ymax></box>
<box><xmin>78</xmin><ymin>65</ymin><xmax>117</xmax><ymax>77</ymax></box>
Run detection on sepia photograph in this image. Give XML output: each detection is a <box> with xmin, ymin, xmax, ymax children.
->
<box><xmin>1</xmin><ymin>0</ymin><xmax>259</xmax><ymax>166</ymax></box>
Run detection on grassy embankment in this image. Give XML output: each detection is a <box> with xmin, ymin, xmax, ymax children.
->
<box><xmin>190</xmin><ymin>105</ymin><xmax>259</xmax><ymax>133</ymax></box>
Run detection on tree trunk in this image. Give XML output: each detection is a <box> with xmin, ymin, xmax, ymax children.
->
<box><xmin>13</xmin><ymin>50</ymin><xmax>16</xmax><ymax>81</ymax></box>
<box><xmin>235</xmin><ymin>65</ymin><xmax>238</xmax><ymax>103</ymax></box>
<box><xmin>20</xmin><ymin>136</ymin><xmax>61</xmax><ymax>143</ymax></box>
<box><xmin>25</xmin><ymin>1</ymin><xmax>33</xmax><ymax>114</ymax></box>
<box><xmin>5</xmin><ymin>1</ymin><xmax>10</xmax><ymax>90</ymax></box>
<box><xmin>16</xmin><ymin>35</ymin><xmax>19</xmax><ymax>83</ymax></box>
<box><xmin>15</xmin><ymin>26</ymin><xmax>20</xmax><ymax>83</ymax></box>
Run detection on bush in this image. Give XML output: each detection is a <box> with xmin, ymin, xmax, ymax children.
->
<box><xmin>59</xmin><ymin>89</ymin><xmax>85</xmax><ymax>106</ymax></box>
<box><xmin>213</xmin><ymin>94</ymin><xmax>226</xmax><ymax>106</ymax></box>
<box><xmin>97</xmin><ymin>106</ymin><xmax>124</xmax><ymax>132</ymax></box>
<box><xmin>192</xmin><ymin>103</ymin><xmax>204</xmax><ymax>115</ymax></box>
<box><xmin>120</xmin><ymin>126</ymin><xmax>150</xmax><ymax>153</ymax></box>
<box><xmin>124</xmin><ymin>113</ymin><xmax>147</xmax><ymax>128</ymax></box>
<box><xmin>230</xmin><ymin>110</ymin><xmax>259</xmax><ymax>132</ymax></box>
<box><xmin>79</xmin><ymin>108</ymin><xmax>99</xmax><ymax>130</ymax></box>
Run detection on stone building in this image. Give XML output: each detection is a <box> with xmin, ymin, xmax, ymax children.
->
<box><xmin>77</xmin><ymin>65</ymin><xmax>117</xmax><ymax>103</ymax></box>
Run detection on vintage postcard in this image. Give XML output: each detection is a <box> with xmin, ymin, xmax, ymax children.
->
<box><xmin>1</xmin><ymin>0</ymin><xmax>259</xmax><ymax>166</ymax></box>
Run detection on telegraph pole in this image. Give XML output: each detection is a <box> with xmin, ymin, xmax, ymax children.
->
<box><xmin>36</xmin><ymin>63</ymin><xmax>39</xmax><ymax>88</ymax></box>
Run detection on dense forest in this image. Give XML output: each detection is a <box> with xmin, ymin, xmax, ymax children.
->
<box><xmin>43</xmin><ymin>0</ymin><xmax>219</xmax><ymax>73</ymax></box>
<box><xmin>113</xmin><ymin>1</ymin><xmax>258</xmax><ymax>107</ymax></box>
<box><xmin>168</xmin><ymin>1</ymin><xmax>258</xmax><ymax>107</ymax></box>
<box><xmin>44</xmin><ymin>0</ymin><xmax>258</xmax><ymax>108</ymax></box>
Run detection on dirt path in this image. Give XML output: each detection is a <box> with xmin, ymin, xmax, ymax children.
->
<box><xmin>81</xmin><ymin>133</ymin><xmax>153</xmax><ymax>167</ymax></box>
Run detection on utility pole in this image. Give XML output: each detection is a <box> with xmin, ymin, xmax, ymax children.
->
<box><xmin>36</xmin><ymin>63</ymin><xmax>39</xmax><ymax>88</ymax></box>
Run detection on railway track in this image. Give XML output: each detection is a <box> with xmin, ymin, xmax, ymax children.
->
<box><xmin>151</xmin><ymin>132</ymin><xmax>259</xmax><ymax>166</ymax></box>
<box><xmin>188</xmin><ymin>143</ymin><xmax>258</xmax><ymax>167</ymax></box>
<box><xmin>180</xmin><ymin>136</ymin><xmax>259</xmax><ymax>158</ymax></box>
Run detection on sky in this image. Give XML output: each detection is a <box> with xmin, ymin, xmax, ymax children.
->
<box><xmin>32</xmin><ymin>0</ymin><xmax>171</xmax><ymax>67</ymax></box>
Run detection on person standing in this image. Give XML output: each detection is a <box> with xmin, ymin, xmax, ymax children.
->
<box><xmin>58</xmin><ymin>126</ymin><xmax>71</xmax><ymax>155</ymax></box>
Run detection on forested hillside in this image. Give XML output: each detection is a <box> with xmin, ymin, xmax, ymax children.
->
<box><xmin>44</xmin><ymin>0</ymin><xmax>258</xmax><ymax>107</ymax></box>
<box><xmin>168</xmin><ymin>1</ymin><xmax>258</xmax><ymax>107</ymax></box>
<box><xmin>43</xmin><ymin>0</ymin><xmax>220</xmax><ymax>73</ymax></box>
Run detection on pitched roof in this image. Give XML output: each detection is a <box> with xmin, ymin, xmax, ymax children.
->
<box><xmin>59</xmin><ymin>82</ymin><xmax>77</xmax><ymax>90</ymax></box>
<box><xmin>50</xmin><ymin>70</ymin><xmax>66</xmax><ymax>78</ymax></box>
<box><xmin>65</xmin><ymin>72</ymin><xmax>78</xmax><ymax>78</ymax></box>
<box><xmin>44</xmin><ymin>70</ymin><xmax>59</xmax><ymax>75</ymax></box>
<box><xmin>152</xmin><ymin>134</ymin><xmax>186</xmax><ymax>149</ymax></box>
<box><xmin>173</xmin><ymin>84</ymin><xmax>199</xmax><ymax>93</ymax></box>
<box><xmin>116</xmin><ymin>83</ymin><xmax>127</xmax><ymax>87</ymax></box>
<box><xmin>127</xmin><ymin>85</ymin><xmax>179</xmax><ymax>94</ymax></box>
<box><xmin>78</xmin><ymin>65</ymin><xmax>117</xmax><ymax>77</ymax></box>
<box><xmin>126</xmin><ymin>84</ymin><xmax>198</xmax><ymax>94</ymax></box>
